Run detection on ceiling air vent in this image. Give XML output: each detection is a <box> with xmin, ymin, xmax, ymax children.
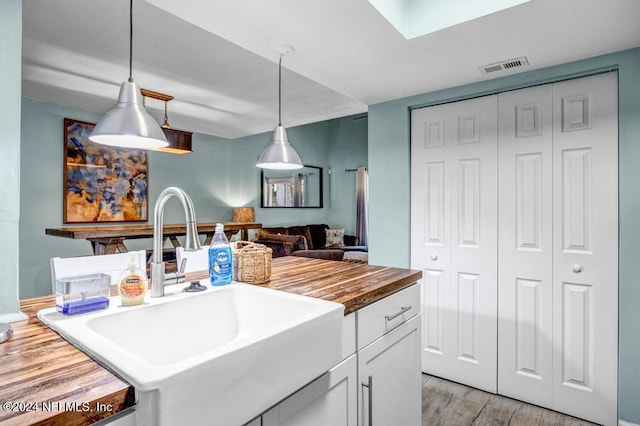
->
<box><xmin>480</xmin><ymin>56</ymin><xmax>529</xmax><ymax>74</ymax></box>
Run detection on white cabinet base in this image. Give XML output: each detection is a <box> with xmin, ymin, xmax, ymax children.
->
<box><xmin>358</xmin><ymin>315</ymin><xmax>421</xmax><ymax>426</ymax></box>
<box><xmin>262</xmin><ymin>355</ymin><xmax>357</xmax><ymax>426</ymax></box>
<box><xmin>250</xmin><ymin>284</ymin><xmax>422</xmax><ymax>426</ymax></box>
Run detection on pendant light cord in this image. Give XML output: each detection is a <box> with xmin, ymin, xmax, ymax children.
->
<box><xmin>128</xmin><ymin>0</ymin><xmax>133</xmax><ymax>82</ymax></box>
<box><xmin>278</xmin><ymin>55</ymin><xmax>282</xmax><ymax>126</ymax></box>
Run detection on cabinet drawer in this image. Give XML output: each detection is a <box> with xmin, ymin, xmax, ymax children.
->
<box><xmin>356</xmin><ymin>283</ymin><xmax>419</xmax><ymax>350</ymax></box>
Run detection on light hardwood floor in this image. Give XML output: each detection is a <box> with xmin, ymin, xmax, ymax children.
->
<box><xmin>422</xmin><ymin>375</ymin><xmax>599</xmax><ymax>426</ymax></box>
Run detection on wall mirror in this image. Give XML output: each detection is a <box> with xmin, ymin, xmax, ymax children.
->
<box><xmin>261</xmin><ymin>165</ymin><xmax>323</xmax><ymax>208</ymax></box>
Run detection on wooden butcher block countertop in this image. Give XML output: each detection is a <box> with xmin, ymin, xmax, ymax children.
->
<box><xmin>225</xmin><ymin>256</ymin><xmax>422</xmax><ymax>315</ymax></box>
<box><xmin>0</xmin><ymin>256</ymin><xmax>421</xmax><ymax>425</ymax></box>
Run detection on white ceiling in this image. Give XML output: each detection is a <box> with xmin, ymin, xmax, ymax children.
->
<box><xmin>22</xmin><ymin>0</ymin><xmax>640</xmax><ymax>139</ymax></box>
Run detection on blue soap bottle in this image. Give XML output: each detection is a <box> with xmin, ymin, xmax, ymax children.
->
<box><xmin>209</xmin><ymin>223</ymin><xmax>232</xmax><ymax>285</ymax></box>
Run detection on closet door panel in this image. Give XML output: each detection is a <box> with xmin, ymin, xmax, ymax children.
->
<box><xmin>411</xmin><ymin>104</ymin><xmax>452</xmax><ymax>374</ymax></box>
<box><xmin>412</xmin><ymin>96</ymin><xmax>498</xmax><ymax>393</ymax></box>
<box><xmin>411</xmin><ymin>104</ymin><xmax>451</xmax><ymax>268</ymax></box>
<box><xmin>448</xmin><ymin>96</ymin><xmax>498</xmax><ymax>392</ymax></box>
<box><xmin>497</xmin><ymin>85</ymin><xmax>554</xmax><ymax>406</ymax></box>
<box><xmin>552</xmin><ymin>72</ymin><xmax>618</xmax><ymax>426</ymax></box>
<box><xmin>423</xmin><ymin>269</ymin><xmax>445</xmax><ymax>356</ymax></box>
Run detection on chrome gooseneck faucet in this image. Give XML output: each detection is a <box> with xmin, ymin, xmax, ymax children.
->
<box><xmin>150</xmin><ymin>187</ymin><xmax>201</xmax><ymax>297</ymax></box>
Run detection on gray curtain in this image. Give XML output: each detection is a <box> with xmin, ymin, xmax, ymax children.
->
<box><xmin>293</xmin><ymin>173</ymin><xmax>305</xmax><ymax>206</ymax></box>
<box><xmin>355</xmin><ymin>167</ymin><xmax>368</xmax><ymax>247</ymax></box>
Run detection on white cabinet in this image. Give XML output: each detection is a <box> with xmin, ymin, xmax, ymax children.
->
<box><xmin>262</xmin><ymin>354</ymin><xmax>357</xmax><ymax>426</ymax></box>
<box><xmin>357</xmin><ymin>315</ymin><xmax>421</xmax><ymax>426</ymax></box>
<box><xmin>249</xmin><ymin>284</ymin><xmax>421</xmax><ymax>426</ymax></box>
<box><xmin>356</xmin><ymin>284</ymin><xmax>422</xmax><ymax>426</ymax></box>
<box><xmin>100</xmin><ymin>287</ymin><xmax>420</xmax><ymax>426</ymax></box>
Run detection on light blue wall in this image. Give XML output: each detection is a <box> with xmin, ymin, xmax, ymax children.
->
<box><xmin>232</xmin><ymin>114</ymin><xmax>368</xmax><ymax>234</ymax></box>
<box><xmin>367</xmin><ymin>47</ymin><xmax>640</xmax><ymax>423</ymax></box>
<box><xmin>19</xmin><ymin>98</ymin><xmax>242</xmax><ymax>298</ymax></box>
<box><xmin>19</xmin><ymin>98</ymin><xmax>367</xmax><ymax>298</ymax></box>
<box><xmin>234</xmin><ymin>121</ymin><xmax>332</xmax><ymax>228</ymax></box>
<box><xmin>0</xmin><ymin>0</ymin><xmax>25</xmax><ymax>321</ymax></box>
<box><xmin>327</xmin><ymin>115</ymin><xmax>368</xmax><ymax>235</ymax></box>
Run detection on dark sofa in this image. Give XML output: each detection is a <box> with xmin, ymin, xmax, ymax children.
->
<box><xmin>256</xmin><ymin>224</ymin><xmax>368</xmax><ymax>252</ymax></box>
<box><xmin>252</xmin><ymin>232</ymin><xmax>344</xmax><ymax>261</ymax></box>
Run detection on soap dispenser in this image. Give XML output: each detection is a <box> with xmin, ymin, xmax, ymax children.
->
<box><xmin>118</xmin><ymin>255</ymin><xmax>147</xmax><ymax>306</ymax></box>
<box><xmin>209</xmin><ymin>223</ymin><xmax>233</xmax><ymax>285</ymax></box>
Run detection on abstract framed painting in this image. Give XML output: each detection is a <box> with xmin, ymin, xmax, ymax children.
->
<box><xmin>63</xmin><ymin>118</ymin><xmax>149</xmax><ymax>223</ymax></box>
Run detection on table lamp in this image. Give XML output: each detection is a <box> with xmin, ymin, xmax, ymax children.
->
<box><xmin>233</xmin><ymin>207</ymin><xmax>256</xmax><ymax>223</ymax></box>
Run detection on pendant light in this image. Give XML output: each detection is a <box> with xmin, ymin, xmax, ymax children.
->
<box><xmin>161</xmin><ymin>100</ymin><xmax>170</xmax><ymax>128</ymax></box>
<box><xmin>141</xmin><ymin>88</ymin><xmax>193</xmax><ymax>154</ymax></box>
<box><xmin>256</xmin><ymin>46</ymin><xmax>303</xmax><ymax>170</ymax></box>
<box><xmin>89</xmin><ymin>0</ymin><xmax>168</xmax><ymax>149</ymax></box>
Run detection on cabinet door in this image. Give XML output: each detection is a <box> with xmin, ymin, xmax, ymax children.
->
<box><xmin>262</xmin><ymin>355</ymin><xmax>357</xmax><ymax>426</ymax></box>
<box><xmin>358</xmin><ymin>315</ymin><xmax>421</xmax><ymax>426</ymax></box>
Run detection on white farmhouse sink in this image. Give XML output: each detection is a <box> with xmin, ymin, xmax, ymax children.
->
<box><xmin>38</xmin><ymin>283</ymin><xmax>344</xmax><ymax>426</ymax></box>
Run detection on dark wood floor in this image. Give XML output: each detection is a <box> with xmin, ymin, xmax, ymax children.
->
<box><xmin>422</xmin><ymin>374</ymin><xmax>599</xmax><ymax>426</ymax></box>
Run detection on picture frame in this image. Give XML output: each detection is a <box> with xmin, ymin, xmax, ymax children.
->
<box><xmin>63</xmin><ymin>118</ymin><xmax>149</xmax><ymax>223</ymax></box>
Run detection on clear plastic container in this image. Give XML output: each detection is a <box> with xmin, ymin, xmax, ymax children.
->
<box><xmin>56</xmin><ymin>273</ymin><xmax>110</xmax><ymax>315</ymax></box>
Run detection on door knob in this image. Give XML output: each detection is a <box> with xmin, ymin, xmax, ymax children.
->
<box><xmin>572</xmin><ymin>265</ymin><xmax>583</xmax><ymax>273</ymax></box>
<box><xmin>430</xmin><ymin>254</ymin><xmax>438</xmax><ymax>261</ymax></box>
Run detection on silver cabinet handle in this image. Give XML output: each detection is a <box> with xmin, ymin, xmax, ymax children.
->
<box><xmin>361</xmin><ymin>375</ymin><xmax>373</xmax><ymax>426</ymax></box>
<box><xmin>385</xmin><ymin>306</ymin><xmax>412</xmax><ymax>322</ymax></box>
<box><xmin>430</xmin><ymin>254</ymin><xmax>438</xmax><ymax>261</ymax></box>
<box><xmin>572</xmin><ymin>265</ymin><xmax>583</xmax><ymax>273</ymax></box>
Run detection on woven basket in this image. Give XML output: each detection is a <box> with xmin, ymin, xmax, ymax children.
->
<box><xmin>232</xmin><ymin>241</ymin><xmax>272</xmax><ymax>284</ymax></box>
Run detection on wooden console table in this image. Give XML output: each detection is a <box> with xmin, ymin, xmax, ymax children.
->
<box><xmin>45</xmin><ymin>222</ymin><xmax>262</xmax><ymax>255</ymax></box>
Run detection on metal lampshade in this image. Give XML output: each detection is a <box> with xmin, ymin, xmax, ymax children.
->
<box><xmin>256</xmin><ymin>125</ymin><xmax>303</xmax><ymax>170</ymax></box>
<box><xmin>257</xmin><ymin>47</ymin><xmax>303</xmax><ymax>170</ymax></box>
<box><xmin>89</xmin><ymin>81</ymin><xmax>168</xmax><ymax>149</ymax></box>
<box><xmin>89</xmin><ymin>0</ymin><xmax>167</xmax><ymax>150</ymax></box>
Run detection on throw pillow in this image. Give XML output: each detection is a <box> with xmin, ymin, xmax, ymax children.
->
<box><xmin>324</xmin><ymin>228</ymin><xmax>345</xmax><ymax>247</ymax></box>
<box><xmin>307</xmin><ymin>224</ymin><xmax>330</xmax><ymax>248</ymax></box>
<box><xmin>258</xmin><ymin>233</ymin><xmax>308</xmax><ymax>251</ymax></box>
<box><xmin>256</xmin><ymin>228</ymin><xmax>287</xmax><ymax>241</ymax></box>
<box><xmin>287</xmin><ymin>226</ymin><xmax>314</xmax><ymax>250</ymax></box>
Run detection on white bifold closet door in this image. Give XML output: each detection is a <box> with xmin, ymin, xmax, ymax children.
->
<box><xmin>412</xmin><ymin>72</ymin><xmax>618</xmax><ymax>426</ymax></box>
<box><xmin>498</xmin><ymin>72</ymin><xmax>618</xmax><ymax>425</ymax></box>
<box><xmin>411</xmin><ymin>95</ymin><xmax>498</xmax><ymax>393</ymax></box>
